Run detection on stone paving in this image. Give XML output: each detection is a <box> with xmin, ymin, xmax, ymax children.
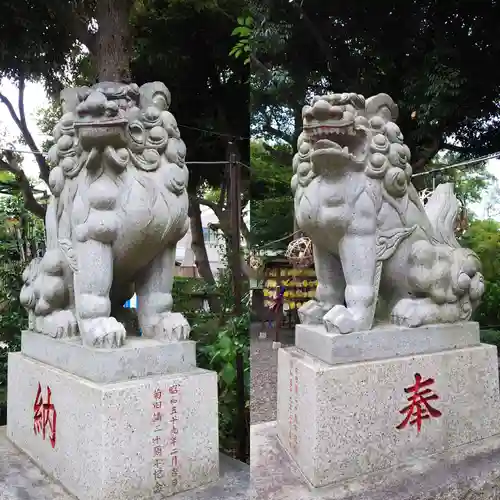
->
<box><xmin>250</xmin><ymin>323</ymin><xmax>294</xmax><ymax>425</ymax></box>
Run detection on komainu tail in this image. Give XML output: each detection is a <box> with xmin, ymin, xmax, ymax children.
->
<box><xmin>424</xmin><ymin>182</ymin><xmax>461</xmax><ymax>248</ymax></box>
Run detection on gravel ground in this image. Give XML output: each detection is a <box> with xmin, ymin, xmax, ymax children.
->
<box><xmin>250</xmin><ymin>323</ymin><xmax>295</xmax><ymax>425</ymax></box>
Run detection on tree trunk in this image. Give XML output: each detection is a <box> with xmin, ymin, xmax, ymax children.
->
<box><xmin>96</xmin><ymin>0</ymin><xmax>133</xmax><ymax>82</ymax></box>
<box><xmin>188</xmin><ymin>196</ymin><xmax>222</xmax><ymax>312</ymax></box>
<box><xmin>188</xmin><ymin>195</ymin><xmax>216</xmax><ymax>285</ymax></box>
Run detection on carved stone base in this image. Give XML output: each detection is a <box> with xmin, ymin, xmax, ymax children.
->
<box><xmin>277</xmin><ymin>337</ymin><xmax>500</xmax><ymax>488</ymax></box>
<box><xmin>21</xmin><ymin>330</ymin><xmax>196</xmax><ymax>383</ymax></box>
<box><xmin>295</xmin><ymin>321</ymin><xmax>481</xmax><ymax>365</ymax></box>
<box><xmin>7</xmin><ymin>352</ymin><xmax>219</xmax><ymax>499</ymax></box>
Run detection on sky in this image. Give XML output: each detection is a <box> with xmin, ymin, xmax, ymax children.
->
<box><xmin>0</xmin><ymin>77</ymin><xmax>499</xmax><ymax>218</ymax></box>
<box><xmin>0</xmin><ymin>78</ymin><xmax>50</xmax><ymax>180</ymax></box>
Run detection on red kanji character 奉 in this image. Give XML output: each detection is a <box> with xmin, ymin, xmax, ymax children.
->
<box><xmin>396</xmin><ymin>373</ymin><xmax>442</xmax><ymax>433</ymax></box>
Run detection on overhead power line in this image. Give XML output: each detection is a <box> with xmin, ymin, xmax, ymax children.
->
<box><xmin>412</xmin><ymin>151</ymin><xmax>500</xmax><ymax>177</ymax></box>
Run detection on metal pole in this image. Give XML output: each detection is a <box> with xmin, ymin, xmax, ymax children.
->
<box><xmin>228</xmin><ymin>141</ymin><xmax>247</xmax><ymax>461</ymax></box>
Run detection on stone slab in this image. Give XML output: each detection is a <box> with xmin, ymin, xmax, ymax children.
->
<box><xmin>277</xmin><ymin>344</ymin><xmax>500</xmax><ymax>488</ymax></box>
<box><xmin>0</xmin><ymin>427</ymin><xmax>249</xmax><ymax>500</ymax></box>
<box><xmin>251</xmin><ymin>420</ymin><xmax>500</xmax><ymax>500</ymax></box>
<box><xmin>295</xmin><ymin>321</ymin><xmax>480</xmax><ymax>365</ymax></box>
<box><xmin>21</xmin><ymin>330</ymin><xmax>196</xmax><ymax>383</ymax></box>
<box><xmin>7</xmin><ymin>352</ymin><xmax>219</xmax><ymax>499</ymax></box>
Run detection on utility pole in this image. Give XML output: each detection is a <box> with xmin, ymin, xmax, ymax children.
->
<box><xmin>227</xmin><ymin>140</ymin><xmax>248</xmax><ymax>461</ymax></box>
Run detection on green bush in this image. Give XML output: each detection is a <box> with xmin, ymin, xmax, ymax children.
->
<box><xmin>480</xmin><ymin>329</ymin><xmax>500</xmax><ymax>350</ymax></box>
<box><xmin>0</xmin><ymin>261</ymin><xmax>27</xmax><ymax>425</ymax></box>
<box><xmin>172</xmin><ymin>271</ymin><xmax>250</xmax><ymax>460</ymax></box>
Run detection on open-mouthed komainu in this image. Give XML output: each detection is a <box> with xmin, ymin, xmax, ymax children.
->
<box><xmin>292</xmin><ymin>92</ymin><xmax>484</xmax><ymax>333</ymax></box>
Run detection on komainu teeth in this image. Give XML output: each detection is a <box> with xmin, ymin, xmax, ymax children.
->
<box><xmin>342</xmin><ymin>146</ymin><xmax>349</xmax><ymax>155</ymax></box>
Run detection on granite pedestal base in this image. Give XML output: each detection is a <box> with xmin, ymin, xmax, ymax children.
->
<box><xmin>7</xmin><ymin>333</ymin><xmax>219</xmax><ymax>500</ymax></box>
<box><xmin>251</xmin><ymin>421</ymin><xmax>500</xmax><ymax>500</ymax></box>
<box><xmin>277</xmin><ymin>322</ymin><xmax>500</xmax><ymax>489</ymax></box>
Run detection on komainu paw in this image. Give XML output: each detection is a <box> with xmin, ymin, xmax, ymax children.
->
<box><xmin>44</xmin><ymin>310</ymin><xmax>78</xmax><ymax>339</ymax></box>
<box><xmin>81</xmin><ymin>317</ymin><xmax>126</xmax><ymax>348</ymax></box>
<box><xmin>323</xmin><ymin>305</ymin><xmax>357</xmax><ymax>334</ymax></box>
<box><xmin>298</xmin><ymin>300</ymin><xmax>326</xmax><ymax>324</ymax></box>
<box><xmin>142</xmin><ymin>312</ymin><xmax>190</xmax><ymax>342</ymax></box>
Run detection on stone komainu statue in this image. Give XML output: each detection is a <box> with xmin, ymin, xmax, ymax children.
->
<box><xmin>20</xmin><ymin>82</ymin><xmax>191</xmax><ymax>347</ymax></box>
<box><xmin>292</xmin><ymin>92</ymin><xmax>485</xmax><ymax>333</ymax></box>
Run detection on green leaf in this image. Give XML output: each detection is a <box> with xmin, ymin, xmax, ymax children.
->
<box><xmin>217</xmin><ymin>333</ymin><xmax>233</xmax><ymax>352</ymax></box>
<box><xmin>220</xmin><ymin>364</ymin><xmax>236</xmax><ymax>385</ymax></box>
<box><xmin>232</xmin><ymin>26</ymin><xmax>251</xmax><ymax>37</ymax></box>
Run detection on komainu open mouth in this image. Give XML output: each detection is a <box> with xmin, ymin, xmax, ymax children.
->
<box><xmin>304</xmin><ymin>123</ymin><xmax>367</xmax><ymax>162</ymax></box>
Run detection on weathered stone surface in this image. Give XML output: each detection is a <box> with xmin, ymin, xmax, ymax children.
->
<box><xmin>20</xmin><ymin>81</ymin><xmax>191</xmax><ymax>349</ymax></box>
<box><xmin>295</xmin><ymin>321</ymin><xmax>480</xmax><ymax>365</ymax></box>
<box><xmin>292</xmin><ymin>92</ymin><xmax>485</xmax><ymax>333</ymax></box>
<box><xmin>0</xmin><ymin>427</ymin><xmax>248</xmax><ymax>500</ymax></box>
<box><xmin>7</xmin><ymin>353</ymin><xmax>219</xmax><ymax>499</ymax></box>
<box><xmin>21</xmin><ymin>330</ymin><xmax>196</xmax><ymax>383</ymax></box>
<box><xmin>251</xmin><ymin>421</ymin><xmax>500</xmax><ymax>500</ymax></box>
<box><xmin>277</xmin><ymin>344</ymin><xmax>500</xmax><ymax>488</ymax></box>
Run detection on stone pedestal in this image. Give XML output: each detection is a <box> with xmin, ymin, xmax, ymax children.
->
<box><xmin>277</xmin><ymin>322</ymin><xmax>500</xmax><ymax>489</ymax></box>
<box><xmin>7</xmin><ymin>332</ymin><xmax>220</xmax><ymax>500</ymax></box>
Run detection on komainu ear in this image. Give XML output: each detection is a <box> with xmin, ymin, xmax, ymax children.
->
<box><xmin>139</xmin><ymin>82</ymin><xmax>172</xmax><ymax>111</ymax></box>
<box><xmin>365</xmin><ymin>93</ymin><xmax>399</xmax><ymax>122</ymax></box>
<box><xmin>60</xmin><ymin>87</ymin><xmax>88</xmax><ymax>114</ymax></box>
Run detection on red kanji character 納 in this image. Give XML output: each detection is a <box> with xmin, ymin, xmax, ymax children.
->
<box><xmin>33</xmin><ymin>383</ymin><xmax>57</xmax><ymax>448</ymax></box>
<box><xmin>33</xmin><ymin>383</ymin><xmax>43</xmax><ymax>435</ymax></box>
<box><xmin>396</xmin><ymin>373</ymin><xmax>442</xmax><ymax>433</ymax></box>
<box><xmin>154</xmin><ymin>388</ymin><xmax>162</xmax><ymax>400</ymax></box>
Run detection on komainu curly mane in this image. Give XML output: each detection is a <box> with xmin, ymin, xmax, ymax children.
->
<box><xmin>292</xmin><ymin>92</ymin><xmax>484</xmax><ymax>333</ymax></box>
<box><xmin>20</xmin><ymin>81</ymin><xmax>191</xmax><ymax>348</ymax></box>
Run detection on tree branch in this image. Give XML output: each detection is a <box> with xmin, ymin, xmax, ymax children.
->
<box><xmin>18</xmin><ymin>72</ymin><xmax>27</xmax><ymax>129</ymax></box>
<box><xmin>197</xmin><ymin>197</ymin><xmax>224</xmax><ymax>218</ymax></box>
<box><xmin>291</xmin><ymin>1</ymin><xmax>335</xmax><ymax>73</ymax></box>
<box><xmin>262</xmin><ymin>119</ymin><xmax>294</xmax><ymax>146</ymax></box>
<box><xmin>263</xmin><ymin>142</ymin><xmax>294</xmax><ymax>165</ymax></box>
<box><xmin>0</xmin><ymin>154</ymin><xmax>46</xmax><ymax>218</ymax></box>
<box><xmin>411</xmin><ymin>137</ymin><xmax>442</xmax><ymax>174</ymax></box>
<box><xmin>0</xmin><ymin>79</ymin><xmax>50</xmax><ymax>185</ymax></box>
<box><xmin>250</xmin><ymin>54</ymin><xmax>273</xmax><ymax>81</ymax></box>
<box><xmin>69</xmin><ymin>1</ymin><xmax>98</xmax><ymax>55</ymax></box>
<box><xmin>442</xmin><ymin>142</ymin><xmax>475</xmax><ymax>154</ymax></box>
